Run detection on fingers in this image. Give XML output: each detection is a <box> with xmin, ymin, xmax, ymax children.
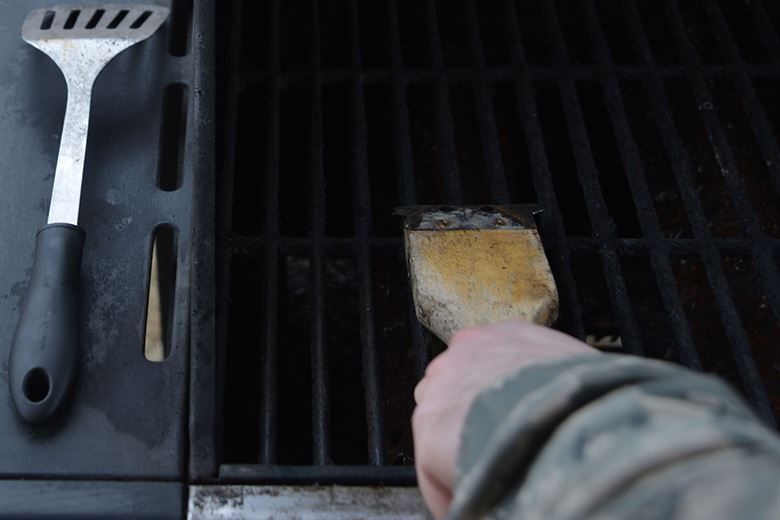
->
<box><xmin>412</xmin><ymin>320</ymin><xmax>597</xmax><ymax>519</ymax></box>
<box><xmin>416</xmin><ymin>464</ymin><xmax>453</xmax><ymax>520</ymax></box>
<box><xmin>413</xmin><ymin>405</ymin><xmax>460</xmax><ymax>519</ymax></box>
<box><xmin>450</xmin><ymin>320</ymin><xmax>597</xmax><ymax>359</ymax></box>
<box><xmin>414</xmin><ymin>378</ymin><xmax>426</xmax><ymax>404</ymax></box>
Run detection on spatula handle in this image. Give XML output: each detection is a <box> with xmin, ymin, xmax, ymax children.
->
<box><xmin>9</xmin><ymin>224</ymin><xmax>84</xmax><ymax>423</ymax></box>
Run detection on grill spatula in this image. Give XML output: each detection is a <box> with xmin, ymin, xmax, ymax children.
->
<box><xmin>9</xmin><ymin>5</ymin><xmax>169</xmax><ymax>423</ymax></box>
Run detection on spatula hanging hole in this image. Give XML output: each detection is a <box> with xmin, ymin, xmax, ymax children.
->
<box><xmin>85</xmin><ymin>9</ymin><xmax>105</xmax><ymax>29</ymax></box>
<box><xmin>40</xmin><ymin>11</ymin><xmax>55</xmax><ymax>30</ymax></box>
<box><xmin>107</xmin><ymin>9</ymin><xmax>129</xmax><ymax>29</ymax></box>
<box><xmin>63</xmin><ymin>10</ymin><xmax>80</xmax><ymax>30</ymax></box>
<box><xmin>23</xmin><ymin>368</ymin><xmax>50</xmax><ymax>403</ymax></box>
<box><xmin>131</xmin><ymin>10</ymin><xmax>153</xmax><ymax>29</ymax></box>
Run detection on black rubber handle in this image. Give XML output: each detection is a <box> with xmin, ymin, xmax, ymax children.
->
<box><xmin>9</xmin><ymin>224</ymin><xmax>84</xmax><ymax>423</ymax></box>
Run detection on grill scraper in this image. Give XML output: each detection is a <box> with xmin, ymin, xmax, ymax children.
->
<box><xmin>399</xmin><ymin>206</ymin><xmax>559</xmax><ymax>343</ymax></box>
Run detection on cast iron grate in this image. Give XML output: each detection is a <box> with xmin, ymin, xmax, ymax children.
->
<box><xmin>215</xmin><ymin>0</ymin><xmax>780</xmax><ymax>484</ymax></box>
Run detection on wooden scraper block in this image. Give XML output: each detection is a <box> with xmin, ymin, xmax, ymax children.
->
<box><xmin>400</xmin><ymin>206</ymin><xmax>559</xmax><ymax>343</ymax></box>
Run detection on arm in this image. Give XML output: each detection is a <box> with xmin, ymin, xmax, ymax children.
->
<box><xmin>412</xmin><ymin>321</ymin><xmax>780</xmax><ymax>520</ymax></box>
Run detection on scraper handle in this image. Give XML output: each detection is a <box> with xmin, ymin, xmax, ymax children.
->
<box><xmin>9</xmin><ymin>224</ymin><xmax>84</xmax><ymax>423</ymax></box>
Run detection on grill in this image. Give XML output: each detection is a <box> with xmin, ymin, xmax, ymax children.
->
<box><xmin>1</xmin><ymin>0</ymin><xmax>779</xmax><ymax>515</ymax></box>
<box><xmin>206</xmin><ymin>0</ymin><xmax>780</xmax><ymax>484</ymax></box>
<box><xmin>206</xmin><ymin>0</ymin><xmax>780</xmax><ymax>486</ymax></box>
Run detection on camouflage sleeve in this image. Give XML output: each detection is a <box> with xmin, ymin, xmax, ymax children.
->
<box><xmin>448</xmin><ymin>355</ymin><xmax>780</xmax><ymax>520</ymax></box>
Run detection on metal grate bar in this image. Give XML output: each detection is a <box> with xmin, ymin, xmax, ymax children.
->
<box><xmin>228</xmin><ymin>235</ymin><xmax>780</xmax><ymax>258</ymax></box>
<box><xmin>704</xmin><ymin>0</ymin><xmax>780</xmax><ymax>194</ymax></box>
<box><xmin>665</xmin><ymin>0</ymin><xmax>780</xmax><ymax>337</ymax></box>
<box><xmin>462</xmin><ymin>0</ymin><xmax>510</xmax><ymax>203</ymax></box>
<box><xmin>426</xmin><ymin>0</ymin><xmax>464</xmax><ymax>203</ymax></box>
<box><xmin>388</xmin><ymin>0</ymin><xmax>417</xmax><ymax>208</ymax></box>
<box><xmin>310</xmin><ymin>242</ymin><xmax>331</xmax><ymax>465</ymax></box>
<box><xmin>387</xmin><ymin>0</ymin><xmax>430</xmax><ymax>378</ymax></box>
<box><xmin>239</xmin><ymin>64</ymin><xmax>780</xmax><ymax>85</ymax></box>
<box><xmin>502</xmin><ymin>0</ymin><xmax>586</xmax><ymax>339</ymax></box>
<box><xmin>259</xmin><ymin>0</ymin><xmax>282</xmax><ymax>464</ymax></box>
<box><xmin>542</xmin><ymin>0</ymin><xmax>645</xmax><ymax>355</ymax></box>
<box><xmin>219</xmin><ymin>464</ymin><xmax>416</xmax><ymax>485</ymax></box>
<box><xmin>219</xmin><ymin>0</ymin><xmax>242</xmax><ymax>236</ymax></box>
<box><xmin>662</xmin><ymin>0</ymin><xmax>778</xmax><ymax>421</ymax></box>
<box><xmin>309</xmin><ymin>0</ymin><xmax>331</xmax><ymax>466</ymax></box>
<box><xmin>578</xmin><ymin>0</ymin><xmax>702</xmax><ymax>368</ymax></box>
<box><xmin>350</xmin><ymin>0</ymin><xmax>386</xmax><ymax>465</ymax></box>
<box><xmin>311</xmin><ymin>245</ymin><xmax>330</xmax><ymax>464</ymax></box>
<box><xmin>624</xmin><ymin>0</ymin><xmax>774</xmax><ymax>422</ymax></box>
<box><xmin>217</xmin><ymin>0</ymin><xmax>243</xmax><ymax>464</ymax></box>
<box><xmin>749</xmin><ymin>0</ymin><xmax>780</xmax><ymax>64</ymax></box>
<box><xmin>699</xmin><ymin>0</ymin><xmax>780</xmax><ymax>325</ymax></box>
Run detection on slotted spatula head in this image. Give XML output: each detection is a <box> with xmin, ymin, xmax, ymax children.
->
<box><xmin>22</xmin><ymin>5</ymin><xmax>169</xmax><ymax>81</ymax></box>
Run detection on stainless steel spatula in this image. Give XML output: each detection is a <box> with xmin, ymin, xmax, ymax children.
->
<box><xmin>10</xmin><ymin>5</ymin><xmax>169</xmax><ymax>423</ymax></box>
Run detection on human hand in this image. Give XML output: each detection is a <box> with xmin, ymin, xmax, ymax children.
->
<box><xmin>412</xmin><ymin>320</ymin><xmax>596</xmax><ymax>519</ymax></box>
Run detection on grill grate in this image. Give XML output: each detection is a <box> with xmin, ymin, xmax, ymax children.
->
<box><xmin>215</xmin><ymin>0</ymin><xmax>780</xmax><ymax>484</ymax></box>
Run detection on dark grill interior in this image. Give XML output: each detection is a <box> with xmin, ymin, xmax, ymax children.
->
<box><xmin>216</xmin><ymin>0</ymin><xmax>780</xmax><ymax>484</ymax></box>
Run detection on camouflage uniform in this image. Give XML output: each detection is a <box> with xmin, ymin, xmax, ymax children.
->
<box><xmin>449</xmin><ymin>355</ymin><xmax>780</xmax><ymax>520</ymax></box>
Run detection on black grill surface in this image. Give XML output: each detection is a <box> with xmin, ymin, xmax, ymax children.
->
<box><xmin>213</xmin><ymin>0</ymin><xmax>780</xmax><ymax>485</ymax></box>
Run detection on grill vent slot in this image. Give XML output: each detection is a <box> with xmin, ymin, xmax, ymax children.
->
<box><xmin>169</xmin><ymin>0</ymin><xmax>194</xmax><ymax>56</ymax></box>
<box><xmin>145</xmin><ymin>225</ymin><xmax>178</xmax><ymax>362</ymax></box>
<box><xmin>158</xmin><ymin>83</ymin><xmax>189</xmax><ymax>192</ymax></box>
